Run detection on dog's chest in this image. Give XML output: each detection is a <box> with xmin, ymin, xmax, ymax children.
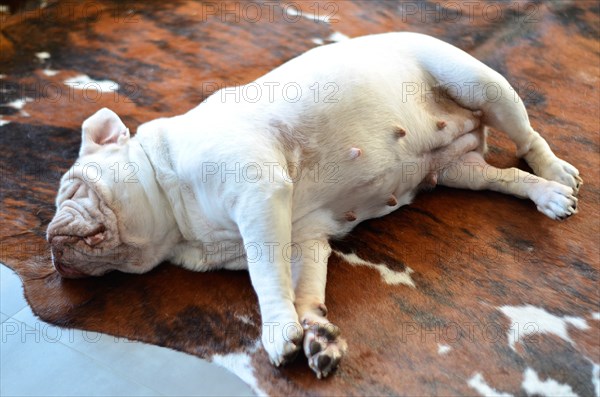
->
<box><xmin>172</xmin><ymin>229</ymin><xmax>248</xmax><ymax>271</ymax></box>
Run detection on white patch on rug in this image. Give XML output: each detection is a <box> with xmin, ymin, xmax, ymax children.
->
<box><xmin>6</xmin><ymin>98</ymin><xmax>33</xmax><ymax>110</ymax></box>
<box><xmin>521</xmin><ymin>367</ymin><xmax>578</xmax><ymax>397</ymax></box>
<box><xmin>328</xmin><ymin>31</ymin><xmax>350</xmax><ymax>42</ymax></box>
<box><xmin>64</xmin><ymin>75</ymin><xmax>119</xmax><ymax>92</ymax></box>
<box><xmin>235</xmin><ymin>314</ymin><xmax>255</xmax><ymax>325</ymax></box>
<box><xmin>311</xmin><ymin>32</ymin><xmax>349</xmax><ymax>46</ymax></box>
<box><xmin>468</xmin><ymin>372</ymin><xmax>513</xmax><ymax>397</ymax></box>
<box><xmin>437</xmin><ymin>343</ymin><xmax>451</xmax><ymax>355</ymax></box>
<box><xmin>0</xmin><ymin>74</ymin><xmax>6</xmax><ymax>79</ymax></box>
<box><xmin>43</xmin><ymin>69</ymin><xmax>60</xmax><ymax>76</ymax></box>
<box><xmin>333</xmin><ymin>251</ymin><xmax>415</xmax><ymax>287</ymax></box>
<box><xmin>35</xmin><ymin>51</ymin><xmax>51</xmax><ymax>61</ymax></box>
<box><xmin>211</xmin><ymin>341</ymin><xmax>266</xmax><ymax>397</ymax></box>
<box><xmin>564</xmin><ymin>316</ymin><xmax>590</xmax><ymax>329</ymax></box>
<box><xmin>0</xmin><ymin>118</ymin><xmax>10</xmax><ymax>127</ymax></box>
<box><xmin>499</xmin><ymin>304</ymin><xmax>589</xmax><ymax>350</ymax></box>
<box><xmin>592</xmin><ymin>312</ymin><xmax>600</xmax><ymax>321</ymax></box>
<box><xmin>285</xmin><ymin>6</ymin><xmax>331</xmax><ymax>23</ymax></box>
<box><xmin>3</xmin><ymin>98</ymin><xmax>32</xmax><ymax>119</ymax></box>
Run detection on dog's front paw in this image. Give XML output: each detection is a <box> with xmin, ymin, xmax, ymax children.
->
<box><xmin>302</xmin><ymin>313</ymin><xmax>347</xmax><ymax>379</ymax></box>
<box><xmin>262</xmin><ymin>321</ymin><xmax>303</xmax><ymax>367</ymax></box>
<box><xmin>537</xmin><ymin>157</ymin><xmax>583</xmax><ymax>194</ymax></box>
<box><xmin>530</xmin><ymin>180</ymin><xmax>578</xmax><ymax>220</ymax></box>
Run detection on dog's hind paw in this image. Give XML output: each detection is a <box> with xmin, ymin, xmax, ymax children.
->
<box><xmin>538</xmin><ymin>157</ymin><xmax>583</xmax><ymax>194</ymax></box>
<box><xmin>531</xmin><ymin>180</ymin><xmax>578</xmax><ymax>220</ymax></box>
<box><xmin>302</xmin><ymin>313</ymin><xmax>347</xmax><ymax>379</ymax></box>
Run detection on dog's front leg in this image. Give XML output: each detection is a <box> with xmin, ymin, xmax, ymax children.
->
<box><xmin>233</xmin><ymin>177</ymin><xmax>302</xmax><ymax>366</ymax></box>
<box><xmin>292</xmin><ymin>239</ymin><xmax>347</xmax><ymax>379</ymax></box>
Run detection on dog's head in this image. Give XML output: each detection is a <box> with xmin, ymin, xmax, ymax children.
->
<box><xmin>47</xmin><ymin>108</ymin><xmax>179</xmax><ymax>278</ymax></box>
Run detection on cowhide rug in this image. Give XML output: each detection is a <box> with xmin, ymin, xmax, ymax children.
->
<box><xmin>1</xmin><ymin>1</ymin><xmax>598</xmax><ymax>395</ymax></box>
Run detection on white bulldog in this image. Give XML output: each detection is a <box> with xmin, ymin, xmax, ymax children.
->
<box><xmin>47</xmin><ymin>32</ymin><xmax>581</xmax><ymax>378</ymax></box>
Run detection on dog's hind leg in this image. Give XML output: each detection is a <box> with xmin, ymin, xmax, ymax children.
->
<box><xmin>413</xmin><ymin>34</ymin><xmax>582</xmax><ymax>192</ymax></box>
<box><xmin>437</xmin><ymin>150</ymin><xmax>578</xmax><ymax>220</ymax></box>
<box><xmin>292</xmin><ymin>239</ymin><xmax>347</xmax><ymax>379</ymax></box>
<box><xmin>462</xmin><ymin>80</ymin><xmax>582</xmax><ymax>193</ymax></box>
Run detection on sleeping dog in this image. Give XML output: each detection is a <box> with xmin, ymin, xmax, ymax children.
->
<box><xmin>47</xmin><ymin>32</ymin><xmax>582</xmax><ymax>378</ymax></box>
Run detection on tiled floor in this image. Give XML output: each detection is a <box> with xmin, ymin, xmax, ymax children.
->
<box><xmin>0</xmin><ymin>264</ymin><xmax>255</xmax><ymax>396</ymax></box>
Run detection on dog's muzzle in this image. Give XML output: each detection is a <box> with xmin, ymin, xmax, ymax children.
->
<box><xmin>48</xmin><ymin>235</ymin><xmax>89</xmax><ymax>278</ymax></box>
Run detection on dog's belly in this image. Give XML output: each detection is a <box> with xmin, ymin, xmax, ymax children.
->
<box><xmin>290</xmin><ymin>150</ymin><xmax>423</xmax><ymax>239</ymax></box>
<box><xmin>285</xmin><ymin>92</ymin><xmax>480</xmax><ymax>240</ymax></box>
<box><xmin>290</xmin><ymin>131</ymin><xmax>481</xmax><ymax>241</ymax></box>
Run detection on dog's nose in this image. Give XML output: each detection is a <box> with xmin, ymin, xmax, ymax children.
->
<box><xmin>51</xmin><ymin>245</ymin><xmax>63</xmax><ymax>261</ymax></box>
<box><xmin>49</xmin><ymin>236</ymin><xmax>89</xmax><ymax>278</ymax></box>
<box><xmin>49</xmin><ymin>236</ymin><xmax>79</xmax><ymax>262</ymax></box>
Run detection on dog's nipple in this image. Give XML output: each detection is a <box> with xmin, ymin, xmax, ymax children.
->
<box><xmin>344</xmin><ymin>211</ymin><xmax>357</xmax><ymax>222</ymax></box>
<box><xmin>394</xmin><ymin>127</ymin><xmax>406</xmax><ymax>138</ymax></box>
<box><xmin>425</xmin><ymin>173</ymin><xmax>438</xmax><ymax>187</ymax></box>
<box><xmin>436</xmin><ymin>120</ymin><xmax>447</xmax><ymax>130</ymax></box>
<box><xmin>349</xmin><ymin>147</ymin><xmax>362</xmax><ymax>159</ymax></box>
<box><xmin>387</xmin><ymin>195</ymin><xmax>398</xmax><ymax>207</ymax></box>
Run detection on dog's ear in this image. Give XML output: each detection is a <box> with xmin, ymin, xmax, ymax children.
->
<box><xmin>80</xmin><ymin>108</ymin><xmax>130</xmax><ymax>156</ymax></box>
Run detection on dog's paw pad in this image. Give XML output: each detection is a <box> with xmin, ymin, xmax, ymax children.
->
<box><xmin>309</xmin><ymin>340</ymin><xmax>322</xmax><ymax>355</ymax></box>
<box><xmin>302</xmin><ymin>317</ymin><xmax>347</xmax><ymax>379</ymax></box>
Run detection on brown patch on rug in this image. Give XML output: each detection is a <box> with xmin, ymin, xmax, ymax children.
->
<box><xmin>1</xmin><ymin>1</ymin><xmax>598</xmax><ymax>395</ymax></box>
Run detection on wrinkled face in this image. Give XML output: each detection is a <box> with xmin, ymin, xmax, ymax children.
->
<box><xmin>47</xmin><ymin>108</ymin><xmax>178</xmax><ymax>278</ymax></box>
<box><xmin>47</xmin><ymin>166</ymin><xmax>144</xmax><ymax>278</ymax></box>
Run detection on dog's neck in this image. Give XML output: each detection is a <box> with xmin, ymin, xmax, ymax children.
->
<box><xmin>135</xmin><ymin>128</ymin><xmax>212</xmax><ymax>244</ymax></box>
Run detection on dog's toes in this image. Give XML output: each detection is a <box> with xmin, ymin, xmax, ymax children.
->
<box><xmin>532</xmin><ymin>181</ymin><xmax>578</xmax><ymax>220</ymax></box>
<box><xmin>539</xmin><ymin>158</ymin><xmax>582</xmax><ymax>193</ymax></box>
<box><xmin>263</xmin><ymin>321</ymin><xmax>303</xmax><ymax>367</ymax></box>
<box><xmin>280</xmin><ymin>338</ymin><xmax>303</xmax><ymax>365</ymax></box>
<box><xmin>268</xmin><ymin>340</ymin><xmax>302</xmax><ymax>367</ymax></box>
<box><xmin>302</xmin><ymin>315</ymin><xmax>347</xmax><ymax>379</ymax></box>
<box><xmin>306</xmin><ymin>335</ymin><xmax>346</xmax><ymax>379</ymax></box>
<box><xmin>316</xmin><ymin>346</ymin><xmax>345</xmax><ymax>379</ymax></box>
